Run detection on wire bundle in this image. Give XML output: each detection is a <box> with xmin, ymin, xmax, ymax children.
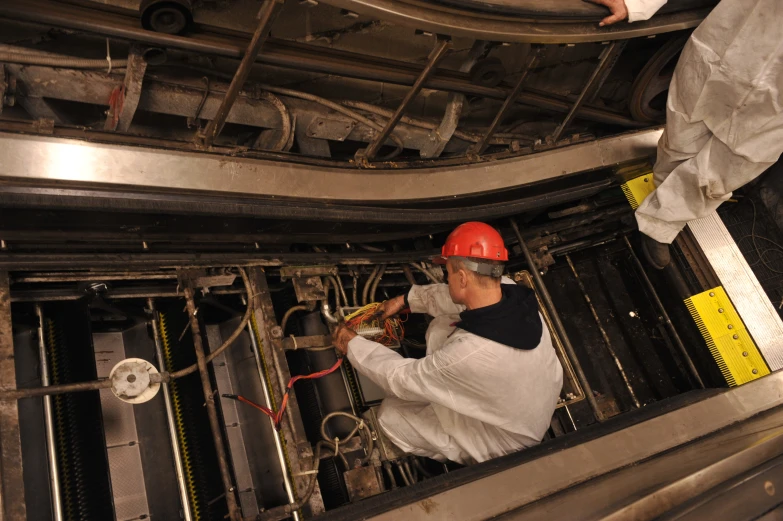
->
<box><xmin>344</xmin><ymin>303</ymin><xmax>405</xmax><ymax>346</ymax></box>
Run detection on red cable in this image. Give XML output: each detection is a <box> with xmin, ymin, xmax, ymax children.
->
<box><xmin>226</xmin><ymin>357</ymin><xmax>344</xmax><ymax>429</ymax></box>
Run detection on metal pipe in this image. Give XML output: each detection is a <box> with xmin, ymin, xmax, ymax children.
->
<box><xmin>369</xmin><ymin>264</ymin><xmax>387</xmax><ymax>303</ymax></box>
<box><xmin>147</xmin><ymin>299</ymin><xmax>194</xmax><ymax>521</ymax></box>
<box><xmin>565</xmin><ymin>254</ymin><xmax>641</xmax><ymax>408</ymax></box>
<box><xmin>329</xmin><ymin>275</ymin><xmax>349</xmax><ymax>308</ymax></box>
<box><xmin>362</xmin><ymin>265</ymin><xmax>381</xmax><ymax>306</ymax></box>
<box><xmin>0</xmin><ymin>379</ymin><xmax>112</xmax><ymax>400</ymax></box>
<box><xmin>363</xmin><ymin>38</ymin><xmax>452</xmax><ymax>160</ymax></box>
<box><xmin>35</xmin><ymin>304</ymin><xmax>63</xmax><ymax>521</ymax></box>
<box><xmin>551</xmin><ymin>41</ymin><xmax>618</xmax><ymax>142</ymax></box>
<box><xmin>245</xmin><ymin>321</ymin><xmax>300</xmax><ymax>521</ymax></box>
<box><xmin>200</xmin><ymin>0</ymin><xmax>280</xmax><ymax>147</ymax></box>
<box><xmin>509</xmin><ymin>218</ymin><xmax>605</xmax><ymax>422</ymax></box>
<box><xmin>622</xmin><ymin>236</ymin><xmax>705</xmax><ymax>388</ymax></box>
<box><xmin>182</xmin><ymin>285</ymin><xmax>241</xmax><ymax>521</ymax></box>
<box><xmin>471</xmin><ymin>47</ymin><xmax>543</xmax><ymax>155</ymax></box>
<box><xmin>321</xmin><ymin>278</ymin><xmax>340</xmax><ymax>324</ymax></box>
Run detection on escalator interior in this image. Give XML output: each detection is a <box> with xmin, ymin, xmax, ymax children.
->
<box><xmin>5</xmin><ymin>177</ymin><xmax>783</xmax><ymax>521</ymax></box>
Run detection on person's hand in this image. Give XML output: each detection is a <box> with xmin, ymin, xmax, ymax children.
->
<box><xmin>585</xmin><ymin>0</ymin><xmax>628</xmax><ymax>26</ymax></box>
<box><xmin>333</xmin><ymin>323</ymin><xmax>357</xmax><ymax>356</ymax></box>
<box><xmin>375</xmin><ymin>295</ymin><xmax>406</xmax><ymax>321</ymax></box>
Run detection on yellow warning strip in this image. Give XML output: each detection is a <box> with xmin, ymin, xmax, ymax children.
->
<box><xmin>685</xmin><ymin>287</ymin><xmax>770</xmax><ymax>386</ymax></box>
<box><xmin>621</xmin><ymin>173</ymin><xmax>655</xmax><ymax>209</ymax></box>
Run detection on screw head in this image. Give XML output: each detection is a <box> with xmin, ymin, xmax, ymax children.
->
<box><xmin>709</xmin><ymin>292</ymin><xmax>715</xmax><ymax>297</ymax></box>
<box><xmin>718</xmin><ymin>308</ymin><xmax>724</xmax><ymax>313</ymax></box>
<box><xmin>753</xmin><ymin>368</ymin><xmax>759</xmax><ymax>374</ymax></box>
<box><xmin>728</xmin><ymin>325</ymin><xmax>734</xmax><ymax>330</ymax></box>
<box><xmin>766</xmin><ymin>481</ymin><xmax>776</xmax><ymax>496</ymax></box>
<box><xmin>271</xmin><ymin>326</ymin><xmax>283</xmax><ymax>339</ymax></box>
<box><xmin>733</xmin><ymin>334</ymin><xmax>739</xmax><ymax>340</ymax></box>
<box><xmin>743</xmin><ymin>351</ymin><xmax>749</xmax><ymax>357</ymax></box>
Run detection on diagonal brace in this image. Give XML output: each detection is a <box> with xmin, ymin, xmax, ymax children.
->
<box><xmin>199</xmin><ymin>0</ymin><xmax>282</xmax><ymax>147</ymax></box>
<box><xmin>362</xmin><ymin>37</ymin><xmax>452</xmax><ymax>161</ymax></box>
<box><xmin>470</xmin><ymin>46</ymin><xmax>543</xmax><ymax>156</ymax></box>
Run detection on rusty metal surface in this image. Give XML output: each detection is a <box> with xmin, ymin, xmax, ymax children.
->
<box><xmin>247</xmin><ymin>267</ymin><xmax>325</xmax><ymax>516</ymax></box>
<box><xmin>344</xmin><ymin>466</ymin><xmax>384</xmax><ymax>503</ymax></box>
<box><xmin>292</xmin><ymin>277</ymin><xmax>327</xmax><ymax>303</ymax></box>
<box><xmin>0</xmin><ymin>270</ymin><xmax>27</xmax><ymax>520</ymax></box>
<box><xmin>182</xmin><ymin>279</ymin><xmax>242</xmax><ymax>521</ymax></box>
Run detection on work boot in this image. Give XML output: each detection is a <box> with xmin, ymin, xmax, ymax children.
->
<box><xmin>641</xmin><ymin>233</ymin><xmax>671</xmax><ymax>270</ymax></box>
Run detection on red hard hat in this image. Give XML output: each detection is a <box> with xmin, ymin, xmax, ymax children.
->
<box><xmin>436</xmin><ymin>222</ymin><xmax>508</xmax><ymax>263</ymax></box>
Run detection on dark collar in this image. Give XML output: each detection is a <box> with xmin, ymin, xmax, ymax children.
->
<box><xmin>456</xmin><ymin>284</ymin><xmax>542</xmax><ymax>350</ymax></box>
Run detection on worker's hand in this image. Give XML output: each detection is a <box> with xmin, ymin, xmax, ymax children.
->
<box><xmin>585</xmin><ymin>0</ymin><xmax>629</xmax><ymax>26</ymax></box>
<box><xmin>333</xmin><ymin>323</ymin><xmax>357</xmax><ymax>356</ymax></box>
<box><xmin>376</xmin><ymin>294</ymin><xmax>406</xmax><ymax>321</ymax></box>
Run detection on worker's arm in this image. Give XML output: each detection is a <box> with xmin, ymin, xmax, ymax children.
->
<box><xmin>407</xmin><ymin>283</ymin><xmax>465</xmax><ymax>317</ymax></box>
<box><xmin>377</xmin><ymin>283</ymin><xmax>463</xmax><ymax>320</ymax></box>
<box><xmin>585</xmin><ymin>0</ymin><xmax>667</xmax><ymax>25</ymax></box>
<box><xmin>344</xmin><ymin>334</ymin><xmax>479</xmax><ymax>408</ymax></box>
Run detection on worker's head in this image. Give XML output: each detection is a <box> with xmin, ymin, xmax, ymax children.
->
<box><xmin>436</xmin><ymin>222</ymin><xmax>508</xmax><ymax>305</ymax></box>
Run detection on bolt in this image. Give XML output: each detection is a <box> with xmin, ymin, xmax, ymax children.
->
<box><xmin>709</xmin><ymin>292</ymin><xmax>715</xmax><ymax>297</ymax></box>
<box><xmin>733</xmin><ymin>334</ymin><xmax>739</xmax><ymax>340</ymax></box>
<box><xmin>753</xmin><ymin>368</ymin><xmax>759</xmax><ymax>374</ymax></box>
<box><xmin>766</xmin><ymin>481</ymin><xmax>776</xmax><ymax>496</ymax></box>
<box><xmin>718</xmin><ymin>308</ymin><xmax>724</xmax><ymax>313</ymax></box>
<box><xmin>728</xmin><ymin>325</ymin><xmax>734</xmax><ymax>330</ymax></box>
<box><xmin>271</xmin><ymin>326</ymin><xmax>283</xmax><ymax>339</ymax></box>
<box><xmin>127</xmin><ymin>374</ymin><xmax>137</xmax><ymax>383</ymax></box>
<box><xmin>644</xmin><ymin>178</ymin><xmax>649</xmax><ymax>183</ymax></box>
<box><xmin>743</xmin><ymin>351</ymin><xmax>749</xmax><ymax>357</ymax></box>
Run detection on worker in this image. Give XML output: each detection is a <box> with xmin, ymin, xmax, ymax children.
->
<box><xmin>588</xmin><ymin>0</ymin><xmax>783</xmax><ymax>268</ymax></box>
<box><xmin>332</xmin><ymin>222</ymin><xmax>563</xmax><ymax>465</ymax></box>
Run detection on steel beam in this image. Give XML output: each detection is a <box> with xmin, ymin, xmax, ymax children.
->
<box><xmin>200</xmin><ymin>0</ymin><xmax>280</xmax><ymax>147</ymax></box>
<box><xmin>0</xmin><ymin>271</ymin><xmax>26</xmax><ymax>520</ymax></box>
<box><xmin>0</xmin><ymin>129</ymin><xmax>660</xmax><ymax>202</ymax></box>
<box><xmin>246</xmin><ymin>268</ymin><xmax>325</xmax><ymax>516</ymax></box>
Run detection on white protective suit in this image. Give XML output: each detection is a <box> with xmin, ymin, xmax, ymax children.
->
<box><xmin>626</xmin><ymin>0</ymin><xmax>783</xmax><ymax>243</ymax></box>
<box><xmin>346</xmin><ymin>279</ymin><xmax>563</xmax><ymax>465</ymax></box>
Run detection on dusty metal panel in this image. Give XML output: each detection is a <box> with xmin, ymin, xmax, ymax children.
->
<box><xmin>688</xmin><ymin>213</ymin><xmax>783</xmax><ymax>371</ymax></box>
<box><xmin>363</xmin><ymin>371</ymin><xmax>783</xmax><ymax>521</ymax></box>
<box><xmin>0</xmin><ymin>271</ymin><xmax>26</xmax><ymax>520</ymax></box>
<box><xmin>93</xmin><ymin>332</ymin><xmax>151</xmax><ymax>521</ymax></box>
<box><xmin>0</xmin><ymin>128</ymin><xmax>660</xmax><ymax>202</ymax></box>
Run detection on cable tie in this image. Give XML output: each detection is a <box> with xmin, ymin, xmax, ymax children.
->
<box><xmin>290</xmin><ymin>334</ymin><xmax>298</xmax><ymax>350</ymax></box>
<box><xmin>333</xmin><ymin>436</ymin><xmax>340</xmax><ymax>454</ymax></box>
<box><xmin>294</xmin><ymin>469</ymin><xmax>319</xmax><ymax>476</ymax></box>
<box><xmin>357</xmin><ymin>420</ymin><xmax>365</xmax><ymax>430</ymax></box>
<box><xmin>105</xmin><ymin>38</ymin><xmax>112</xmax><ymax>74</ymax></box>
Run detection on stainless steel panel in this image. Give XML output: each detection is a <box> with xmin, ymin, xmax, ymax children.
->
<box><xmin>688</xmin><ymin>213</ymin><xmax>783</xmax><ymax>371</ymax></box>
<box><xmin>0</xmin><ymin>129</ymin><xmax>661</xmax><ymax>202</ymax></box>
<box><xmin>367</xmin><ymin>371</ymin><xmax>783</xmax><ymax>521</ymax></box>
<box><xmin>93</xmin><ymin>333</ymin><xmax>150</xmax><ymax>521</ymax></box>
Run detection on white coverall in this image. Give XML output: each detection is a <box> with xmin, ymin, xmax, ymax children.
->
<box><xmin>346</xmin><ymin>279</ymin><xmax>563</xmax><ymax>465</ymax></box>
<box><xmin>626</xmin><ymin>0</ymin><xmax>783</xmax><ymax>243</ymax></box>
